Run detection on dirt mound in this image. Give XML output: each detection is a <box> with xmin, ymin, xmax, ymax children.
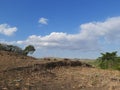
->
<box><xmin>3</xmin><ymin>58</ymin><xmax>92</xmax><ymax>73</ymax></box>
<box><xmin>33</xmin><ymin>60</ymin><xmax>92</xmax><ymax>71</ymax></box>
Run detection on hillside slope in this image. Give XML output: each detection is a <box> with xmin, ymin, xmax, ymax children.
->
<box><xmin>0</xmin><ymin>51</ymin><xmax>120</xmax><ymax>90</ymax></box>
<box><xmin>0</xmin><ymin>51</ymin><xmax>36</xmax><ymax>71</ymax></box>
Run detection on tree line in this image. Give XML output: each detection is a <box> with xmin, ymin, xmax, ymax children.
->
<box><xmin>0</xmin><ymin>43</ymin><xmax>35</xmax><ymax>56</ymax></box>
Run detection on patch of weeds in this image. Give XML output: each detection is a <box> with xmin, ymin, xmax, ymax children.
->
<box><xmin>91</xmin><ymin>79</ymin><xmax>98</xmax><ymax>86</ymax></box>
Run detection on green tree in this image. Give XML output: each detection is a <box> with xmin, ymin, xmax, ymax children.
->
<box><xmin>100</xmin><ymin>51</ymin><xmax>117</xmax><ymax>61</ymax></box>
<box><xmin>23</xmin><ymin>45</ymin><xmax>35</xmax><ymax>55</ymax></box>
<box><xmin>0</xmin><ymin>43</ymin><xmax>7</xmax><ymax>51</ymax></box>
<box><xmin>97</xmin><ymin>51</ymin><xmax>118</xmax><ymax>69</ymax></box>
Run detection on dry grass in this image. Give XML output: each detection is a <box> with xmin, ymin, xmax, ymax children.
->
<box><xmin>0</xmin><ymin>51</ymin><xmax>120</xmax><ymax>90</ymax></box>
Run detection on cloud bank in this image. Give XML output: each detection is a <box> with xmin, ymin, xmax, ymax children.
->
<box><xmin>0</xmin><ymin>24</ymin><xmax>17</xmax><ymax>36</ymax></box>
<box><xmin>17</xmin><ymin>16</ymin><xmax>120</xmax><ymax>51</ymax></box>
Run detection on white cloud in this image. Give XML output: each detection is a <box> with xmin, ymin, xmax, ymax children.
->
<box><xmin>0</xmin><ymin>24</ymin><xmax>17</xmax><ymax>36</ymax></box>
<box><xmin>0</xmin><ymin>39</ymin><xmax>16</xmax><ymax>45</ymax></box>
<box><xmin>79</xmin><ymin>16</ymin><xmax>120</xmax><ymax>42</ymax></box>
<box><xmin>38</xmin><ymin>17</ymin><xmax>48</xmax><ymax>25</ymax></box>
<box><xmin>6</xmin><ymin>16</ymin><xmax>120</xmax><ymax>51</ymax></box>
<box><xmin>17</xmin><ymin>32</ymin><xmax>99</xmax><ymax>51</ymax></box>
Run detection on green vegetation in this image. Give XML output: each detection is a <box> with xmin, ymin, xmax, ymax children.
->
<box><xmin>96</xmin><ymin>51</ymin><xmax>120</xmax><ymax>70</ymax></box>
<box><xmin>0</xmin><ymin>43</ymin><xmax>23</xmax><ymax>53</ymax></box>
<box><xmin>0</xmin><ymin>43</ymin><xmax>35</xmax><ymax>56</ymax></box>
<box><xmin>23</xmin><ymin>45</ymin><xmax>36</xmax><ymax>55</ymax></box>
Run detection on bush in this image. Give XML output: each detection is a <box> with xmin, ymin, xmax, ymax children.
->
<box><xmin>23</xmin><ymin>45</ymin><xmax>35</xmax><ymax>55</ymax></box>
<box><xmin>97</xmin><ymin>51</ymin><xmax>120</xmax><ymax>70</ymax></box>
<box><xmin>0</xmin><ymin>43</ymin><xmax>35</xmax><ymax>56</ymax></box>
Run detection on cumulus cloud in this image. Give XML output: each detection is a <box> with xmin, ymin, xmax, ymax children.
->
<box><xmin>38</xmin><ymin>17</ymin><xmax>48</xmax><ymax>25</ymax></box>
<box><xmin>17</xmin><ymin>32</ymin><xmax>99</xmax><ymax>51</ymax></box>
<box><xmin>0</xmin><ymin>24</ymin><xmax>17</xmax><ymax>36</ymax></box>
<box><xmin>79</xmin><ymin>17</ymin><xmax>120</xmax><ymax>43</ymax></box>
<box><xmin>17</xmin><ymin>16</ymin><xmax>120</xmax><ymax>51</ymax></box>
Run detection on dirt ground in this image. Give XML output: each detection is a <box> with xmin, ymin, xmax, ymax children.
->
<box><xmin>0</xmin><ymin>51</ymin><xmax>120</xmax><ymax>90</ymax></box>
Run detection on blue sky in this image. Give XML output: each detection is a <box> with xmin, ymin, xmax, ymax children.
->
<box><xmin>1</xmin><ymin>0</ymin><xmax>120</xmax><ymax>58</ymax></box>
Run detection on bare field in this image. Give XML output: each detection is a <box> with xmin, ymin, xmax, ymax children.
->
<box><xmin>0</xmin><ymin>51</ymin><xmax>120</xmax><ymax>90</ymax></box>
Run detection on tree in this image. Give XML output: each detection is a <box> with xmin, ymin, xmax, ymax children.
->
<box><xmin>0</xmin><ymin>43</ymin><xmax>7</xmax><ymax>51</ymax></box>
<box><xmin>0</xmin><ymin>43</ymin><xmax>35</xmax><ymax>55</ymax></box>
<box><xmin>0</xmin><ymin>43</ymin><xmax>23</xmax><ymax>54</ymax></box>
<box><xmin>97</xmin><ymin>51</ymin><xmax>118</xmax><ymax>69</ymax></box>
<box><xmin>0</xmin><ymin>44</ymin><xmax>4</xmax><ymax>50</ymax></box>
<box><xmin>100</xmin><ymin>51</ymin><xmax>117</xmax><ymax>61</ymax></box>
<box><xmin>7</xmin><ymin>45</ymin><xmax>23</xmax><ymax>53</ymax></box>
<box><xmin>23</xmin><ymin>45</ymin><xmax>35</xmax><ymax>55</ymax></box>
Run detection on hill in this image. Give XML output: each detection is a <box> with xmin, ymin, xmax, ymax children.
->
<box><xmin>0</xmin><ymin>51</ymin><xmax>120</xmax><ymax>90</ymax></box>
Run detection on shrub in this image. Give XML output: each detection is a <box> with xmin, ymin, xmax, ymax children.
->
<box><xmin>23</xmin><ymin>45</ymin><xmax>35</xmax><ymax>55</ymax></box>
<box><xmin>97</xmin><ymin>51</ymin><xmax>120</xmax><ymax>70</ymax></box>
<box><xmin>0</xmin><ymin>43</ymin><xmax>36</xmax><ymax>56</ymax></box>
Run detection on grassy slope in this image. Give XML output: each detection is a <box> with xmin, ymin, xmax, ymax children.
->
<box><xmin>0</xmin><ymin>51</ymin><xmax>120</xmax><ymax>90</ymax></box>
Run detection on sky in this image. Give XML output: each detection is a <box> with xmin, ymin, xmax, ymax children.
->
<box><xmin>0</xmin><ymin>0</ymin><xmax>120</xmax><ymax>59</ymax></box>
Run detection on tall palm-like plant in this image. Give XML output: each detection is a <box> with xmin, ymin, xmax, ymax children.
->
<box><xmin>97</xmin><ymin>51</ymin><xmax>117</xmax><ymax>69</ymax></box>
<box><xmin>100</xmin><ymin>51</ymin><xmax>117</xmax><ymax>61</ymax></box>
